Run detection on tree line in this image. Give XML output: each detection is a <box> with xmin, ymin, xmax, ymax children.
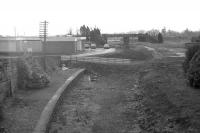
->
<box><xmin>138</xmin><ymin>29</ymin><xmax>163</xmax><ymax>43</ymax></box>
<box><xmin>79</xmin><ymin>25</ymin><xmax>107</xmax><ymax>46</ymax></box>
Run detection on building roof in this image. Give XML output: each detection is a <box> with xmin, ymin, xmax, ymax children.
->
<box><xmin>47</xmin><ymin>37</ymin><xmax>86</xmax><ymax>42</ymax></box>
<box><xmin>47</xmin><ymin>37</ymin><xmax>77</xmax><ymax>42</ymax></box>
<box><xmin>0</xmin><ymin>37</ymin><xmax>40</xmax><ymax>41</ymax></box>
<box><xmin>0</xmin><ymin>36</ymin><xmax>86</xmax><ymax>42</ymax></box>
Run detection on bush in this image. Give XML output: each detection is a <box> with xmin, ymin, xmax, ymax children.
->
<box><xmin>17</xmin><ymin>56</ymin><xmax>50</xmax><ymax>89</ymax></box>
<box><xmin>186</xmin><ymin>50</ymin><xmax>200</xmax><ymax>87</ymax></box>
<box><xmin>191</xmin><ymin>36</ymin><xmax>200</xmax><ymax>42</ymax></box>
<box><xmin>97</xmin><ymin>48</ymin><xmax>153</xmax><ymax>61</ymax></box>
<box><xmin>123</xmin><ymin>36</ymin><xmax>130</xmax><ymax>49</ymax></box>
<box><xmin>158</xmin><ymin>33</ymin><xmax>163</xmax><ymax>43</ymax></box>
<box><xmin>183</xmin><ymin>44</ymin><xmax>200</xmax><ymax>88</ymax></box>
<box><xmin>0</xmin><ymin>105</ymin><xmax>3</xmax><ymax>122</ymax></box>
<box><xmin>183</xmin><ymin>44</ymin><xmax>200</xmax><ymax>73</ymax></box>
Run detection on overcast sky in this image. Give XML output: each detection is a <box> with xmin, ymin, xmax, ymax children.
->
<box><xmin>0</xmin><ymin>0</ymin><xmax>200</xmax><ymax>36</ymax></box>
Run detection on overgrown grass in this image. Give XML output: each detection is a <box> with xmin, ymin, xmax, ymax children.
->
<box><xmin>96</xmin><ymin>48</ymin><xmax>153</xmax><ymax>61</ymax></box>
<box><xmin>0</xmin><ymin>105</ymin><xmax>4</xmax><ymax>122</ymax></box>
<box><xmin>17</xmin><ymin>56</ymin><xmax>50</xmax><ymax>89</ymax></box>
<box><xmin>183</xmin><ymin>43</ymin><xmax>200</xmax><ymax>88</ymax></box>
<box><xmin>183</xmin><ymin>44</ymin><xmax>200</xmax><ymax>73</ymax></box>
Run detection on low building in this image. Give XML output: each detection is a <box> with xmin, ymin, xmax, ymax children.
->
<box><xmin>0</xmin><ymin>36</ymin><xmax>86</xmax><ymax>55</ymax></box>
<box><xmin>0</xmin><ymin>37</ymin><xmax>42</xmax><ymax>53</ymax></box>
<box><xmin>46</xmin><ymin>37</ymin><xmax>86</xmax><ymax>55</ymax></box>
<box><xmin>107</xmin><ymin>37</ymin><xmax>123</xmax><ymax>47</ymax></box>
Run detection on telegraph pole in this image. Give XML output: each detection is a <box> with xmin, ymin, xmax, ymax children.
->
<box><xmin>39</xmin><ymin>21</ymin><xmax>48</xmax><ymax>71</ymax></box>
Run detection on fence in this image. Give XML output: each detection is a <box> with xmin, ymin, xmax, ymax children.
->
<box><xmin>61</xmin><ymin>56</ymin><xmax>132</xmax><ymax>65</ymax></box>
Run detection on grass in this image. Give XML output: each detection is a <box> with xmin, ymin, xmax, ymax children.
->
<box><xmin>95</xmin><ymin>48</ymin><xmax>153</xmax><ymax>61</ymax></box>
<box><xmin>143</xmin><ymin>41</ymin><xmax>186</xmax><ymax>49</ymax></box>
<box><xmin>49</xmin><ymin>62</ymin><xmax>143</xmax><ymax>133</ymax></box>
<box><xmin>138</xmin><ymin>57</ymin><xmax>200</xmax><ymax>132</ymax></box>
<box><xmin>51</xmin><ymin>56</ymin><xmax>200</xmax><ymax>132</ymax></box>
<box><xmin>50</xmin><ymin>38</ymin><xmax>200</xmax><ymax>132</ymax></box>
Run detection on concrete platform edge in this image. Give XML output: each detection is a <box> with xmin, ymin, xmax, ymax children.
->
<box><xmin>33</xmin><ymin>68</ymin><xmax>85</xmax><ymax>133</ymax></box>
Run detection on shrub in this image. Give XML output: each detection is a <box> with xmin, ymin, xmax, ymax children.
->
<box><xmin>17</xmin><ymin>56</ymin><xmax>50</xmax><ymax>89</ymax></box>
<box><xmin>183</xmin><ymin>44</ymin><xmax>200</xmax><ymax>73</ymax></box>
<box><xmin>138</xmin><ymin>34</ymin><xmax>148</xmax><ymax>42</ymax></box>
<box><xmin>191</xmin><ymin>36</ymin><xmax>200</xmax><ymax>42</ymax></box>
<box><xmin>158</xmin><ymin>33</ymin><xmax>163</xmax><ymax>43</ymax></box>
<box><xmin>186</xmin><ymin>50</ymin><xmax>200</xmax><ymax>87</ymax></box>
<box><xmin>183</xmin><ymin>44</ymin><xmax>200</xmax><ymax>88</ymax></box>
<box><xmin>0</xmin><ymin>105</ymin><xmax>3</xmax><ymax>122</ymax></box>
<box><xmin>123</xmin><ymin>36</ymin><xmax>130</xmax><ymax>49</ymax></box>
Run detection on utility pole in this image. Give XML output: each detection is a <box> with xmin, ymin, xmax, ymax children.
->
<box><xmin>39</xmin><ymin>21</ymin><xmax>48</xmax><ymax>71</ymax></box>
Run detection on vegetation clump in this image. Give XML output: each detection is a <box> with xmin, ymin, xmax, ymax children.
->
<box><xmin>158</xmin><ymin>33</ymin><xmax>163</xmax><ymax>43</ymax></box>
<box><xmin>0</xmin><ymin>105</ymin><xmax>4</xmax><ymax>122</ymax></box>
<box><xmin>17</xmin><ymin>56</ymin><xmax>50</xmax><ymax>89</ymax></box>
<box><xmin>183</xmin><ymin>44</ymin><xmax>200</xmax><ymax>87</ymax></box>
<box><xmin>79</xmin><ymin>25</ymin><xmax>107</xmax><ymax>46</ymax></box>
<box><xmin>138</xmin><ymin>30</ymin><xmax>163</xmax><ymax>43</ymax></box>
<box><xmin>183</xmin><ymin>44</ymin><xmax>200</xmax><ymax>73</ymax></box>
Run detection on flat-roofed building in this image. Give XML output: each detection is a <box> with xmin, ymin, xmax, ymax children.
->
<box><xmin>0</xmin><ymin>36</ymin><xmax>86</xmax><ymax>55</ymax></box>
<box><xmin>46</xmin><ymin>37</ymin><xmax>86</xmax><ymax>55</ymax></box>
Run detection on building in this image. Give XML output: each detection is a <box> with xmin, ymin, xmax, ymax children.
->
<box><xmin>0</xmin><ymin>36</ymin><xmax>86</xmax><ymax>55</ymax></box>
<box><xmin>0</xmin><ymin>37</ymin><xmax>42</xmax><ymax>53</ymax></box>
<box><xmin>107</xmin><ymin>37</ymin><xmax>123</xmax><ymax>47</ymax></box>
<box><xmin>46</xmin><ymin>37</ymin><xmax>86</xmax><ymax>55</ymax></box>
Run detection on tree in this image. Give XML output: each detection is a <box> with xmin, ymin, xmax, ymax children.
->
<box><xmin>123</xmin><ymin>36</ymin><xmax>129</xmax><ymax>49</ymax></box>
<box><xmin>147</xmin><ymin>29</ymin><xmax>160</xmax><ymax>37</ymax></box>
<box><xmin>80</xmin><ymin>25</ymin><xmax>91</xmax><ymax>41</ymax></box>
<box><xmin>79</xmin><ymin>25</ymin><xmax>106</xmax><ymax>46</ymax></box>
<box><xmin>158</xmin><ymin>32</ymin><xmax>163</xmax><ymax>43</ymax></box>
<box><xmin>147</xmin><ymin>29</ymin><xmax>160</xmax><ymax>43</ymax></box>
<box><xmin>80</xmin><ymin>25</ymin><xmax>86</xmax><ymax>36</ymax></box>
<box><xmin>90</xmin><ymin>27</ymin><xmax>105</xmax><ymax>45</ymax></box>
<box><xmin>161</xmin><ymin>27</ymin><xmax>166</xmax><ymax>35</ymax></box>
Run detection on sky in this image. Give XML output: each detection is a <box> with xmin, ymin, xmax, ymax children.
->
<box><xmin>0</xmin><ymin>0</ymin><xmax>200</xmax><ymax>36</ymax></box>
